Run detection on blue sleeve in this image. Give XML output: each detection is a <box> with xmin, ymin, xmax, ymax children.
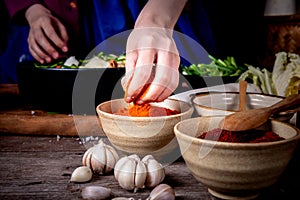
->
<box><xmin>82</xmin><ymin>0</ymin><xmax>147</xmax><ymax>54</ymax></box>
<box><xmin>0</xmin><ymin>24</ymin><xmax>33</xmax><ymax>83</ymax></box>
<box><xmin>174</xmin><ymin>0</ymin><xmax>216</xmax><ymax>65</ymax></box>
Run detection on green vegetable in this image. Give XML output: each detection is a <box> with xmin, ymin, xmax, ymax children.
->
<box><xmin>238</xmin><ymin>66</ymin><xmax>276</xmax><ymax>95</ymax></box>
<box><xmin>34</xmin><ymin>52</ymin><xmax>126</xmax><ymax>69</ymax></box>
<box><xmin>181</xmin><ymin>55</ymin><xmax>247</xmax><ymax>77</ymax></box>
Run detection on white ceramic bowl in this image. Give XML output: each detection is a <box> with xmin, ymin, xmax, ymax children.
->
<box><xmin>174</xmin><ymin>116</ymin><xmax>300</xmax><ymax>199</ymax></box>
<box><xmin>96</xmin><ymin>98</ymin><xmax>194</xmax><ymax>162</ymax></box>
<box><xmin>191</xmin><ymin>92</ymin><xmax>293</xmax><ymax>122</ymax></box>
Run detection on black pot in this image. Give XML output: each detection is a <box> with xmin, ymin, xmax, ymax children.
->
<box><xmin>17</xmin><ymin>62</ymin><xmax>125</xmax><ymax>114</ymax></box>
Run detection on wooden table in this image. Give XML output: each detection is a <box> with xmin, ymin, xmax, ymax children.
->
<box><xmin>0</xmin><ymin>84</ymin><xmax>300</xmax><ymax>199</ymax></box>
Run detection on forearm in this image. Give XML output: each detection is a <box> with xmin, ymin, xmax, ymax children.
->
<box><xmin>4</xmin><ymin>0</ymin><xmax>41</xmax><ymax>22</ymax></box>
<box><xmin>135</xmin><ymin>0</ymin><xmax>188</xmax><ymax>29</ymax></box>
<box><xmin>25</xmin><ymin>4</ymin><xmax>51</xmax><ymax>24</ymax></box>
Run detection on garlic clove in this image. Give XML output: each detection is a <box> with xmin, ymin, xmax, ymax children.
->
<box><xmin>82</xmin><ymin>147</ymin><xmax>93</xmax><ymax>166</ymax></box>
<box><xmin>70</xmin><ymin>166</ymin><xmax>93</xmax><ymax>183</ymax></box>
<box><xmin>105</xmin><ymin>146</ymin><xmax>119</xmax><ymax>173</ymax></box>
<box><xmin>128</xmin><ymin>154</ymin><xmax>140</xmax><ymax>160</ymax></box>
<box><xmin>134</xmin><ymin>159</ymin><xmax>147</xmax><ymax>189</ymax></box>
<box><xmin>146</xmin><ymin>184</ymin><xmax>175</xmax><ymax>200</ymax></box>
<box><xmin>142</xmin><ymin>155</ymin><xmax>165</xmax><ymax>187</ymax></box>
<box><xmin>114</xmin><ymin>156</ymin><xmax>130</xmax><ymax>180</ymax></box>
<box><xmin>111</xmin><ymin>198</ymin><xmax>135</xmax><ymax>200</ymax></box>
<box><xmin>114</xmin><ymin>156</ymin><xmax>137</xmax><ymax>190</ymax></box>
<box><xmin>81</xmin><ymin>186</ymin><xmax>111</xmax><ymax>200</ymax></box>
<box><xmin>91</xmin><ymin>145</ymin><xmax>106</xmax><ymax>174</ymax></box>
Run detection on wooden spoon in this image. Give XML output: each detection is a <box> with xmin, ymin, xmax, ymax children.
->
<box><xmin>220</xmin><ymin>94</ymin><xmax>300</xmax><ymax>131</ymax></box>
<box><xmin>238</xmin><ymin>81</ymin><xmax>247</xmax><ymax>112</ymax></box>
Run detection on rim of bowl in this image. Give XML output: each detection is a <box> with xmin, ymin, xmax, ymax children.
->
<box><xmin>191</xmin><ymin>92</ymin><xmax>285</xmax><ymax>112</ymax></box>
<box><xmin>35</xmin><ymin>67</ymin><xmax>125</xmax><ymax>72</ymax></box>
<box><xmin>174</xmin><ymin>117</ymin><xmax>300</xmax><ymax>147</ymax></box>
<box><xmin>96</xmin><ymin>98</ymin><xmax>194</xmax><ymax>121</ymax></box>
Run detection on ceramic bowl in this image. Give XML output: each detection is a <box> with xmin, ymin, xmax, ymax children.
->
<box><xmin>174</xmin><ymin>116</ymin><xmax>300</xmax><ymax>199</ymax></box>
<box><xmin>191</xmin><ymin>92</ymin><xmax>294</xmax><ymax>122</ymax></box>
<box><xmin>96</xmin><ymin>98</ymin><xmax>194</xmax><ymax>162</ymax></box>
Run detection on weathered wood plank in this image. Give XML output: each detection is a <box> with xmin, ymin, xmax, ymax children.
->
<box><xmin>0</xmin><ymin>110</ymin><xmax>104</xmax><ymax>137</ymax></box>
<box><xmin>0</xmin><ymin>135</ymin><xmax>214</xmax><ymax>199</ymax></box>
<box><xmin>0</xmin><ymin>84</ymin><xmax>105</xmax><ymax>137</ymax></box>
<box><xmin>0</xmin><ymin>135</ymin><xmax>299</xmax><ymax>200</ymax></box>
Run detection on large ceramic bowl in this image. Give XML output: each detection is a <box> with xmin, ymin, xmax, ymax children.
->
<box><xmin>191</xmin><ymin>92</ymin><xmax>294</xmax><ymax>122</ymax></box>
<box><xmin>174</xmin><ymin>116</ymin><xmax>300</xmax><ymax>199</ymax></box>
<box><xmin>96</xmin><ymin>98</ymin><xmax>194</xmax><ymax>163</ymax></box>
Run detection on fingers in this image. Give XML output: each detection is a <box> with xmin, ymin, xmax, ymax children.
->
<box><xmin>135</xmin><ymin>51</ymin><xmax>180</xmax><ymax>104</ymax></box>
<box><xmin>124</xmin><ymin>50</ymin><xmax>180</xmax><ymax>104</ymax></box>
<box><xmin>123</xmin><ymin>51</ymin><xmax>137</xmax><ymax>92</ymax></box>
<box><xmin>28</xmin><ymin>27</ymin><xmax>52</xmax><ymax>63</ymax></box>
<box><xmin>124</xmin><ymin>28</ymin><xmax>180</xmax><ymax>104</ymax></box>
<box><xmin>125</xmin><ymin>49</ymin><xmax>155</xmax><ymax>103</ymax></box>
<box><xmin>43</xmin><ymin>19</ymin><xmax>68</xmax><ymax>53</ymax></box>
<box><xmin>27</xmin><ymin>16</ymin><xmax>68</xmax><ymax>63</ymax></box>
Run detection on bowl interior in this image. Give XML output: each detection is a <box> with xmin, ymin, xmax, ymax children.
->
<box><xmin>97</xmin><ymin>98</ymin><xmax>193</xmax><ymax>119</ymax></box>
<box><xmin>176</xmin><ymin>116</ymin><xmax>299</xmax><ymax>142</ymax></box>
<box><xmin>192</xmin><ymin>92</ymin><xmax>284</xmax><ymax>112</ymax></box>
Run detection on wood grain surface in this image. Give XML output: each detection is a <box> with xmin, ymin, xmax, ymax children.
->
<box><xmin>0</xmin><ymin>84</ymin><xmax>104</xmax><ymax>136</ymax></box>
<box><xmin>0</xmin><ymin>135</ymin><xmax>299</xmax><ymax>200</ymax></box>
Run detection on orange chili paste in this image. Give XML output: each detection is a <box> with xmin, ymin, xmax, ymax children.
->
<box><xmin>114</xmin><ymin>103</ymin><xmax>180</xmax><ymax>117</ymax></box>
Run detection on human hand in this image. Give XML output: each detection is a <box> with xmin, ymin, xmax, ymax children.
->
<box><xmin>123</xmin><ymin>27</ymin><xmax>180</xmax><ymax>104</ymax></box>
<box><xmin>25</xmin><ymin>4</ymin><xmax>68</xmax><ymax>63</ymax></box>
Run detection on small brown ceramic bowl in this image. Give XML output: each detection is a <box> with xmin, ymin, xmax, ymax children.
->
<box><xmin>174</xmin><ymin>116</ymin><xmax>300</xmax><ymax>199</ymax></box>
<box><xmin>96</xmin><ymin>98</ymin><xmax>194</xmax><ymax>163</ymax></box>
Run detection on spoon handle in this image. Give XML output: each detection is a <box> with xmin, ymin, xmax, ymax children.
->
<box><xmin>238</xmin><ymin>81</ymin><xmax>247</xmax><ymax>112</ymax></box>
<box><xmin>269</xmin><ymin>94</ymin><xmax>300</xmax><ymax>114</ymax></box>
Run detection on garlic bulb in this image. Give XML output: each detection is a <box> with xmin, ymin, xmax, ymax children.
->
<box><xmin>114</xmin><ymin>154</ymin><xmax>165</xmax><ymax>191</ymax></box>
<box><xmin>81</xmin><ymin>186</ymin><xmax>111</xmax><ymax>200</ymax></box>
<box><xmin>146</xmin><ymin>184</ymin><xmax>175</xmax><ymax>200</ymax></box>
<box><xmin>82</xmin><ymin>139</ymin><xmax>119</xmax><ymax>175</ymax></box>
<box><xmin>70</xmin><ymin>166</ymin><xmax>93</xmax><ymax>183</ymax></box>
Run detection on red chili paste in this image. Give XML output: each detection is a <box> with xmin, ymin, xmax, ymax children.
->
<box><xmin>198</xmin><ymin>128</ymin><xmax>284</xmax><ymax>143</ymax></box>
<box><xmin>114</xmin><ymin>103</ymin><xmax>180</xmax><ymax>117</ymax></box>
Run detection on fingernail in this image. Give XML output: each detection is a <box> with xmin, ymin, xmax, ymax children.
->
<box><xmin>126</xmin><ymin>96</ymin><xmax>135</xmax><ymax>103</ymax></box>
<box><xmin>135</xmin><ymin>100</ymin><xmax>145</xmax><ymax>105</ymax></box>
<box><xmin>52</xmin><ymin>52</ymin><xmax>59</xmax><ymax>59</ymax></box>
<box><xmin>62</xmin><ymin>46</ymin><xmax>68</xmax><ymax>52</ymax></box>
<box><xmin>46</xmin><ymin>57</ymin><xmax>51</xmax><ymax>63</ymax></box>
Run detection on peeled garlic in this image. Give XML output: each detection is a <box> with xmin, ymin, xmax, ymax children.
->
<box><xmin>146</xmin><ymin>184</ymin><xmax>175</xmax><ymax>200</ymax></box>
<box><xmin>70</xmin><ymin>166</ymin><xmax>92</xmax><ymax>183</ymax></box>
<box><xmin>81</xmin><ymin>186</ymin><xmax>111</xmax><ymax>200</ymax></box>
<box><xmin>114</xmin><ymin>154</ymin><xmax>165</xmax><ymax>191</ymax></box>
<box><xmin>83</xmin><ymin>139</ymin><xmax>119</xmax><ymax>175</ymax></box>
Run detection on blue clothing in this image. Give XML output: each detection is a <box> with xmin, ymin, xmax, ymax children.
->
<box><xmin>0</xmin><ymin>24</ymin><xmax>32</xmax><ymax>83</ymax></box>
<box><xmin>0</xmin><ymin>0</ymin><xmax>216</xmax><ymax>83</ymax></box>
